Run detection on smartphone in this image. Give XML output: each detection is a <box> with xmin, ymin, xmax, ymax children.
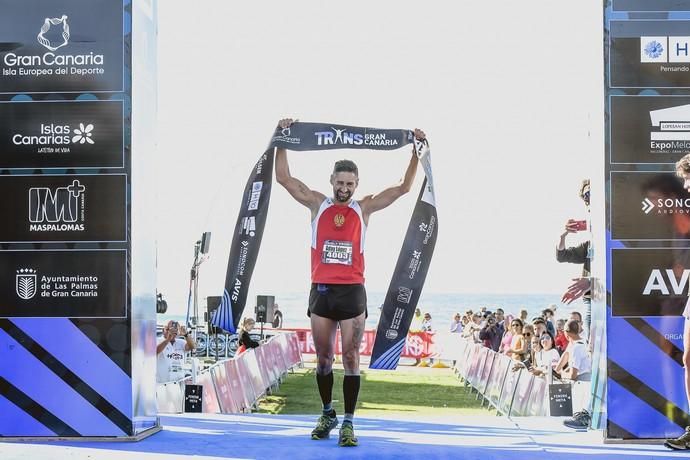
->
<box><xmin>572</xmin><ymin>220</ymin><xmax>587</xmax><ymax>231</ymax></box>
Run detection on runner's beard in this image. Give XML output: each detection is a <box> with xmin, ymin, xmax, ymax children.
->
<box><xmin>335</xmin><ymin>190</ymin><xmax>352</xmax><ymax>202</ymax></box>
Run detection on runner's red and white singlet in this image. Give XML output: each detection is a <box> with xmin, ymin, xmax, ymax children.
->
<box><xmin>311</xmin><ymin>198</ymin><xmax>366</xmax><ymax>284</ymax></box>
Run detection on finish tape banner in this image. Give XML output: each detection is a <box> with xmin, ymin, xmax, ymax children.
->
<box><xmin>213</xmin><ymin>122</ymin><xmax>437</xmax><ymax>370</ymax></box>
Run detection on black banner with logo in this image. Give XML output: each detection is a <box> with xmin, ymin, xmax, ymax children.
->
<box><xmin>611</xmin><ymin>96</ymin><xmax>690</xmax><ymax>164</ymax></box>
<box><xmin>0</xmin><ymin>174</ymin><xmax>126</xmax><ymax>242</ymax></box>
<box><xmin>0</xmin><ymin>0</ymin><xmax>124</xmax><ymax>93</ymax></box>
<box><xmin>611</xmin><ymin>248</ymin><xmax>688</xmax><ymax>317</ymax></box>
<box><xmin>213</xmin><ymin>121</ymin><xmax>437</xmax><ymax>370</ymax></box>
<box><xmin>0</xmin><ymin>100</ymin><xmax>124</xmax><ymax>169</ymax></box>
<box><xmin>0</xmin><ymin>249</ymin><xmax>126</xmax><ymax>317</ymax></box>
<box><xmin>610</xmin><ymin>171</ymin><xmax>690</xmax><ymax>241</ymax></box>
<box><xmin>610</xmin><ymin>21</ymin><xmax>690</xmax><ymax>88</ymax></box>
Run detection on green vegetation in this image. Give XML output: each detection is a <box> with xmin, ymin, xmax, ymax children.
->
<box><xmin>257</xmin><ymin>366</ymin><xmax>489</xmax><ymax>416</ymax></box>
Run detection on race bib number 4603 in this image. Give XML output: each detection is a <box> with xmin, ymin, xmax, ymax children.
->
<box><xmin>322</xmin><ymin>240</ymin><xmax>353</xmax><ymax>265</ymax></box>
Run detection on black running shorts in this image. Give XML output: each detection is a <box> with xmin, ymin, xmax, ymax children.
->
<box><xmin>308</xmin><ymin>283</ymin><xmax>368</xmax><ymax>321</ymax></box>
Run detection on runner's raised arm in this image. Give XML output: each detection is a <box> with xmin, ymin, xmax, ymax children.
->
<box><xmin>275</xmin><ymin>118</ymin><xmax>325</xmax><ymax>214</ymax></box>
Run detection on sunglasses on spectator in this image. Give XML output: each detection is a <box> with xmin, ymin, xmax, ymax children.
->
<box><xmin>540</xmin><ymin>336</ymin><xmax>552</xmax><ymax>342</ymax></box>
<box><xmin>524</xmin><ymin>333</ymin><xmax>532</xmax><ymax>337</ymax></box>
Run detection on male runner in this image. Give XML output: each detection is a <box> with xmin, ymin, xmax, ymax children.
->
<box><xmin>275</xmin><ymin>118</ymin><xmax>425</xmax><ymax>447</ymax></box>
<box><xmin>665</xmin><ymin>153</ymin><xmax>690</xmax><ymax>450</ymax></box>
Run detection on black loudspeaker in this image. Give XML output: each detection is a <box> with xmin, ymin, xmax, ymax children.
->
<box><xmin>205</xmin><ymin>296</ymin><xmax>222</xmax><ymax>325</ymax></box>
<box><xmin>255</xmin><ymin>295</ymin><xmax>275</xmax><ymax>323</ymax></box>
<box><xmin>156</xmin><ymin>293</ymin><xmax>168</xmax><ymax>314</ymax></box>
<box><xmin>200</xmin><ymin>232</ymin><xmax>212</xmax><ymax>255</ymax></box>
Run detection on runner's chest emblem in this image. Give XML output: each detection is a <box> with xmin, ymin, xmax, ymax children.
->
<box><xmin>334</xmin><ymin>213</ymin><xmax>345</xmax><ymax>228</ymax></box>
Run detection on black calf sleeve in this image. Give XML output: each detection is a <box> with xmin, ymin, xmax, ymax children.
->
<box><xmin>316</xmin><ymin>371</ymin><xmax>334</xmax><ymax>406</ymax></box>
<box><xmin>343</xmin><ymin>374</ymin><xmax>361</xmax><ymax>415</ymax></box>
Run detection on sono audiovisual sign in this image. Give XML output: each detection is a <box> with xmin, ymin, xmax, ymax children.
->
<box><xmin>0</xmin><ymin>0</ymin><xmax>124</xmax><ymax>93</ymax></box>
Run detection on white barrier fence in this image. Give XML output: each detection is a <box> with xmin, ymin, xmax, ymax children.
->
<box><xmin>156</xmin><ymin>331</ymin><xmax>303</xmax><ymax>414</ymax></box>
<box><xmin>450</xmin><ymin>338</ymin><xmax>556</xmax><ymax>417</ymax></box>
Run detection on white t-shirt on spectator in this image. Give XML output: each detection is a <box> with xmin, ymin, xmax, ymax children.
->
<box><xmin>535</xmin><ymin>348</ymin><xmax>560</xmax><ymax>371</ymax></box>
<box><xmin>566</xmin><ymin>340</ymin><xmax>591</xmax><ymax>378</ymax></box>
<box><xmin>157</xmin><ymin>339</ymin><xmax>187</xmax><ymax>383</ymax></box>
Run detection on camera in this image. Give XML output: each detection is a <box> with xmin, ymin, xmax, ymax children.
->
<box><xmin>170</xmin><ymin>321</ymin><xmax>179</xmax><ymax>334</ymax></box>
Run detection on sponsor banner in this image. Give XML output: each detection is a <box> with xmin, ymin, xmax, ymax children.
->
<box><xmin>0</xmin><ymin>0</ymin><xmax>124</xmax><ymax>93</ymax></box>
<box><xmin>370</xmin><ymin>142</ymin><xmax>437</xmax><ymax>369</ymax></box>
<box><xmin>610</xmin><ymin>171</ymin><xmax>690</xmax><ymax>240</ymax></box>
<box><xmin>271</xmin><ymin>122</ymin><xmax>413</xmax><ymax>151</ymax></box>
<box><xmin>0</xmin><ymin>249</ymin><xmax>126</xmax><ymax>317</ymax></box>
<box><xmin>0</xmin><ymin>174</ymin><xmax>126</xmax><ymax>242</ymax></box>
<box><xmin>213</xmin><ymin>122</ymin><xmax>415</xmax><ymax>333</ymax></box>
<box><xmin>611</xmin><ymin>248</ymin><xmax>688</xmax><ymax>317</ymax></box>
<box><xmin>0</xmin><ymin>100</ymin><xmax>124</xmax><ymax>169</ymax></box>
<box><xmin>610</xmin><ymin>21</ymin><xmax>690</xmax><ymax>88</ymax></box>
<box><xmin>212</xmin><ymin>152</ymin><xmax>274</xmax><ymax>333</ymax></box>
<box><xmin>612</xmin><ymin>0</ymin><xmax>690</xmax><ymax>11</ymax></box>
<box><xmin>611</xmin><ymin>96</ymin><xmax>690</xmax><ymax>164</ymax></box>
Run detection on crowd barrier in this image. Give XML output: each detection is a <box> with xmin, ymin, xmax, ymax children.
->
<box><xmin>283</xmin><ymin>328</ymin><xmax>437</xmax><ymax>358</ymax></box>
<box><xmin>156</xmin><ymin>331</ymin><xmax>303</xmax><ymax>414</ymax></box>
<box><xmin>452</xmin><ymin>338</ymin><xmax>552</xmax><ymax>417</ymax></box>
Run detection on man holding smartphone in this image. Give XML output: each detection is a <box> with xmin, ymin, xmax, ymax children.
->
<box><xmin>557</xmin><ymin>179</ymin><xmax>592</xmax><ymax>339</ymax></box>
<box><xmin>156</xmin><ymin>320</ymin><xmax>196</xmax><ymax>383</ymax></box>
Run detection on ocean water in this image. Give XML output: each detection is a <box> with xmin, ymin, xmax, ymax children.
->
<box><xmin>161</xmin><ymin>292</ymin><xmax>585</xmax><ymax>331</ymax></box>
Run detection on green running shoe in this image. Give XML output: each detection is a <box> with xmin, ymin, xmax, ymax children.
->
<box><xmin>665</xmin><ymin>426</ymin><xmax>690</xmax><ymax>450</ymax></box>
<box><xmin>311</xmin><ymin>412</ymin><xmax>338</xmax><ymax>440</ymax></box>
<box><xmin>338</xmin><ymin>422</ymin><xmax>358</xmax><ymax>447</ymax></box>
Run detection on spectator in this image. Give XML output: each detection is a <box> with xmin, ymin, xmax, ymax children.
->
<box><xmin>499</xmin><ymin>314</ymin><xmax>515</xmax><ymax>354</ymax></box>
<box><xmin>542</xmin><ymin>308</ymin><xmax>556</xmax><ymax>336</ymax></box>
<box><xmin>504</xmin><ymin>318</ymin><xmax>527</xmax><ymax>361</ymax></box>
<box><xmin>464</xmin><ymin>313</ymin><xmax>483</xmax><ymax>343</ymax></box>
<box><xmin>272</xmin><ymin>304</ymin><xmax>284</xmax><ymax>328</ymax></box>
<box><xmin>410</xmin><ymin>308</ymin><xmax>424</xmax><ymax>332</ymax></box>
<box><xmin>569</xmin><ymin>311</ymin><xmax>587</xmax><ymax>342</ymax></box>
<box><xmin>156</xmin><ymin>320</ymin><xmax>196</xmax><ymax>383</ymax></box>
<box><xmin>554</xmin><ymin>318</ymin><xmax>568</xmax><ymax>353</ymax></box>
<box><xmin>519</xmin><ymin>308</ymin><xmax>528</xmax><ymax>323</ymax></box>
<box><xmin>557</xmin><ymin>179</ymin><xmax>592</xmax><ymax>338</ymax></box>
<box><xmin>421</xmin><ymin>312</ymin><xmax>433</xmax><ymax>332</ymax></box>
<box><xmin>236</xmin><ymin>317</ymin><xmax>261</xmax><ymax>355</ymax></box>
<box><xmin>450</xmin><ymin>313</ymin><xmax>463</xmax><ymax>333</ymax></box>
<box><xmin>522</xmin><ymin>324</ymin><xmax>535</xmax><ymax>354</ymax></box>
<box><xmin>479</xmin><ymin>314</ymin><xmax>503</xmax><ymax>352</ymax></box>
<box><xmin>558</xmin><ymin>319</ymin><xmax>593</xmax><ymax>430</ymax></box>
<box><xmin>495</xmin><ymin>308</ymin><xmax>506</xmax><ymax>327</ymax></box>
<box><xmin>532</xmin><ymin>317</ymin><xmax>547</xmax><ymax>338</ymax></box>
<box><xmin>531</xmin><ymin>331</ymin><xmax>561</xmax><ymax>381</ymax></box>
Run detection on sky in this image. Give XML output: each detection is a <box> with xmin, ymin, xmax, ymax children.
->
<box><xmin>154</xmin><ymin>1</ymin><xmax>602</xmax><ymax>317</ymax></box>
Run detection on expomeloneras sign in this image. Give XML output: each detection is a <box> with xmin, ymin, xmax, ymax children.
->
<box><xmin>611</xmin><ymin>96</ymin><xmax>690</xmax><ymax>164</ymax></box>
<box><xmin>0</xmin><ymin>249</ymin><xmax>126</xmax><ymax>317</ymax></box>
<box><xmin>0</xmin><ymin>0</ymin><xmax>124</xmax><ymax>93</ymax></box>
<box><xmin>0</xmin><ymin>100</ymin><xmax>124</xmax><ymax>169</ymax></box>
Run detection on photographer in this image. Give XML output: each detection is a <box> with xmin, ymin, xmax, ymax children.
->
<box><xmin>478</xmin><ymin>314</ymin><xmax>503</xmax><ymax>352</ymax></box>
<box><xmin>557</xmin><ymin>179</ymin><xmax>592</xmax><ymax>338</ymax></box>
<box><xmin>156</xmin><ymin>320</ymin><xmax>196</xmax><ymax>383</ymax></box>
